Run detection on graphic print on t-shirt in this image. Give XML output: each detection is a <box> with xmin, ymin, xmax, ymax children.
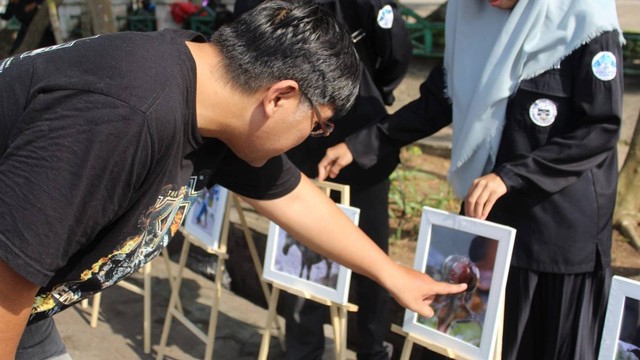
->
<box><xmin>0</xmin><ymin>35</ymin><xmax>100</xmax><ymax>74</ymax></box>
<box><xmin>29</xmin><ymin>176</ymin><xmax>203</xmax><ymax>322</ymax></box>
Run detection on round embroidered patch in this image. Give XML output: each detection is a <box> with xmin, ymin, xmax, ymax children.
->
<box><xmin>529</xmin><ymin>98</ymin><xmax>557</xmax><ymax>127</ymax></box>
<box><xmin>591</xmin><ymin>51</ymin><xmax>617</xmax><ymax>81</ymax></box>
<box><xmin>377</xmin><ymin>5</ymin><xmax>394</xmax><ymax>29</ymax></box>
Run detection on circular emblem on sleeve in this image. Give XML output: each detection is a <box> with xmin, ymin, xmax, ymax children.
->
<box><xmin>529</xmin><ymin>98</ymin><xmax>557</xmax><ymax>127</ymax></box>
<box><xmin>377</xmin><ymin>5</ymin><xmax>394</xmax><ymax>29</ymax></box>
<box><xmin>591</xmin><ymin>51</ymin><xmax>617</xmax><ymax>81</ymax></box>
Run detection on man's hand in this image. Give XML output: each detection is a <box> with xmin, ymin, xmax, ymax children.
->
<box><xmin>317</xmin><ymin>142</ymin><xmax>353</xmax><ymax>181</ymax></box>
<box><xmin>464</xmin><ymin>173</ymin><xmax>507</xmax><ymax>220</ymax></box>
<box><xmin>384</xmin><ymin>263</ymin><xmax>467</xmax><ymax>318</ymax></box>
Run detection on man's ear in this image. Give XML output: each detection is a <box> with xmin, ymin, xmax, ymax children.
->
<box><xmin>262</xmin><ymin>80</ymin><xmax>301</xmax><ymax>118</ymax></box>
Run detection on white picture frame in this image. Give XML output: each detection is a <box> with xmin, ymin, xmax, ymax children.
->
<box><xmin>599</xmin><ymin>275</ymin><xmax>640</xmax><ymax>360</ymax></box>
<box><xmin>182</xmin><ymin>184</ymin><xmax>229</xmax><ymax>251</ymax></box>
<box><xmin>402</xmin><ymin>206</ymin><xmax>516</xmax><ymax>360</ymax></box>
<box><xmin>262</xmin><ymin>204</ymin><xmax>360</xmax><ymax>305</ymax></box>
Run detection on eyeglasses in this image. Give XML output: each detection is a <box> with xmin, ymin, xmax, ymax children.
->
<box><xmin>305</xmin><ymin>95</ymin><xmax>335</xmax><ymax>137</ymax></box>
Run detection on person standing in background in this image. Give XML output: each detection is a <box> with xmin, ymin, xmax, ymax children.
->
<box><xmin>234</xmin><ymin>1</ymin><xmax>412</xmax><ymax>358</ymax></box>
<box><xmin>1</xmin><ymin>0</ymin><xmax>55</xmax><ymax>54</ymax></box>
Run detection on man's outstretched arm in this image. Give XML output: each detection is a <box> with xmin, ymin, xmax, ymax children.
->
<box><xmin>0</xmin><ymin>258</ymin><xmax>39</xmax><ymax>359</ymax></box>
<box><xmin>242</xmin><ymin>175</ymin><xmax>466</xmax><ymax>317</ymax></box>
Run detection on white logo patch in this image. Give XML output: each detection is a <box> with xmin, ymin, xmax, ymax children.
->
<box><xmin>529</xmin><ymin>98</ymin><xmax>557</xmax><ymax>127</ymax></box>
<box><xmin>591</xmin><ymin>51</ymin><xmax>617</xmax><ymax>81</ymax></box>
<box><xmin>377</xmin><ymin>5</ymin><xmax>394</xmax><ymax>29</ymax></box>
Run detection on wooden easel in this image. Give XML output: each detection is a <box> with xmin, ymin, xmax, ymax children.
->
<box><xmin>156</xmin><ymin>192</ymin><xmax>285</xmax><ymax>360</ymax></box>
<box><xmin>391</xmin><ymin>295</ymin><xmax>505</xmax><ymax>360</ymax></box>
<box><xmin>12</xmin><ymin>0</ymin><xmax>63</xmax><ymax>55</ymax></box>
<box><xmin>257</xmin><ymin>180</ymin><xmax>359</xmax><ymax>360</ymax></box>
<box><xmin>80</xmin><ymin>249</ymin><xmax>180</xmax><ymax>354</ymax></box>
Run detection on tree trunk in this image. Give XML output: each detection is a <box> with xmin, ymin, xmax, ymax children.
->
<box><xmin>86</xmin><ymin>0</ymin><xmax>116</xmax><ymax>35</ymax></box>
<box><xmin>614</xmin><ymin>110</ymin><xmax>640</xmax><ymax>249</ymax></box>
<box><xmin>12</xmin><ymin>0</ymin><xmax>63</xmax><ymax>55</ymax></box>
<box><xmin>47</xmin><ymin>0</ymin><xmax>64</xmax><ymax>44</ymax></box>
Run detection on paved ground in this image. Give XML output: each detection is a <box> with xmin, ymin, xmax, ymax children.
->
<box><xmin>56</xmin><ymin>251</ymin><xmax>310</xmax><ymax>360</ymax></box>
<box><xmin>55</xmin><ymin>2</ymin><xmax>640</xmax><ymax>360</ymax></box>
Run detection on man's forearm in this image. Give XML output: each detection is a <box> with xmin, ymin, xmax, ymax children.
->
<box><xmin>243</xmin><ymin>175</ymin><xmax>398</xmax><ymax>286</ymax></box>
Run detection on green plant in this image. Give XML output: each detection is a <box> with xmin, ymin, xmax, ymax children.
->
<box><xmin>388</xmin><ymin>165</ymin><xmax>424</xmax><ymax>240</ymax></box>
<box><xmin>388</xmin><ymin>145</ymin><xmax>458</xmax><ymax>241</ymax></box>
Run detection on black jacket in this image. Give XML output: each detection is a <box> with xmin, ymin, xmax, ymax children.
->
<box><xmin>287</xmin><ymin>0</ymin><xmax>412</xmax><ymax>188</ymax></box>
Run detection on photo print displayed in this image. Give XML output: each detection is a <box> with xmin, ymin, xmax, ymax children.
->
<box><xmin>599</xmin><ymin>276</ymin><xmax>640</xmax><ymax>360</ymax></box>
<box><xmin>402</xmin><ymin>206</ymin><xmax>516</xmax><ymax>360</ymax></box>
<box><xmin>183</xmin><ymin>184</ymin><xmax>229</xmax><ymax>250</ymax></box>
<box><xmin>262</xmin><ymin>204</ymin><xmax>360</xmax><ymax>304</ymax></box>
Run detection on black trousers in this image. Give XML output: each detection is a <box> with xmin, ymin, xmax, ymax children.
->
<box><xmin>283</xmin><ymin>180</ymin><xmax>391</xmax><ymax>360</ymax></box>
<box><xmin>503</xmin><ymin>264</ymin><xmax>612</xmax><ymax>360</ymax></box>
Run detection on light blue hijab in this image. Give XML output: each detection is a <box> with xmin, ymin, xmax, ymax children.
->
<box><xmin>444</xmin><ymin>0</ymin><xmax>624</xmax><ymax>198</ymax></box>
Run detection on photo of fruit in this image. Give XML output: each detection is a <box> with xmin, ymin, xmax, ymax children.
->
<box><xmin>401</xmin><ymin>206</ymin><xmax>516</xmax><ymax>360</ymax></box>
<box><xmin>417</xmin><ymin>226</ymin><xmax>498</xmax><ymax>348</ymax></box>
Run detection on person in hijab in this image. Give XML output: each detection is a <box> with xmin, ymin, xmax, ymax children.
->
<box><xmin>316</xmin><ymin>0</ymin><xmax>625</xmax><ymax>358</ymax></box>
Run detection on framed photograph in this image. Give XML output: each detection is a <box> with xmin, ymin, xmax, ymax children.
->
<box><xmin>262</xmin><ymin>204</ymin><xmax>360</xmax><ymax>305</ymax></box>
<box><xmin>599</xmin><ymin>276</ymin><xmax>640</xmax><ymax>360</ymax></box>
<box><xmin>182</xmin><ymin>184</ymin><xmax>229</xmax><ymax>251</ymax></box>
<box><xmin>402</xmin><ymin>206</ymin><xmax>516</xmax><ymax>360</ymax></box>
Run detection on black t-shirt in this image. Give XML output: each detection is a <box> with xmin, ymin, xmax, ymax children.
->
<box><xmin>0</xmin><ymin>29</ymin><xmax>300</xmax><ymax>323</ymax></box>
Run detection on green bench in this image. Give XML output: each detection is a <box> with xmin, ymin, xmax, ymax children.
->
<box><xmin>187</xmin><ymin>6</ymin><xmax>216</xmax><ymax>37</ymax></box>
<box><xmin>116</xmin><ymin>9</ymin><xmax>156</xmax><ymax>32</ymax></box>
<box><xmin>623</xmin><ymin>32</ymin><xmax>640</xmax><ymax>76</ymax></box>
<box><xmin>398</xmin><ymin>5</ymin><xmax>639</xmax><ymax>75</ymax></box>
<box><xmin>399</xmin><ymin>5</ymin><xmax>445</xmax><ymax>58</ymax></box>
<box><xmin>4</xmin><ymin>17</ymin><xmax>22</xmax><ymax>31</ymax></box>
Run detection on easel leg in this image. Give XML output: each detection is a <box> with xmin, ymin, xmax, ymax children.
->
<box><xmin>399</xmin><ymin>338</ymin><xmax>414</xmax><ymax>360</ymax></box>
<box><xmin>90</xmin><ymin>292</ymin><xmax>101</xmax><ymax>328</ymax></box>
<box><xmin>258</xmin><ymin>286</ymin><xmax>281</xmax><ymax>360</ymax></box>
<box><xmin>143</xmin><ymin>262</ymin><xmax>152</xmax><ymax>354</ymax></box>
<box><xmin>156</xmin><ymin>238</ymin><xmax>191</xmax><ymax>360</ymax></box>
<box><xmin>162</xmin><ymin>248</ymin><xmax>183</xmax><ymax>313</ymax></box>
<box><xmin>339</xmin><ymin>307</ymin><xmax>348</xmax><ymax>360</ymax></box>
<box><xmin>233</xmin><ymin>195</ymin><xmax>285</xmax><ymax>348</ymax></box>
<box><xmin>203</xmin><ymin>256</ymin><xmax>226</xmax><ymax>360</ymax></box>
<box><xmin>329</xmin><ymin>304</ymin><xmax>342</xmax><ymax>360</ymax></box>
<box><xmin>329</xmin><ymin>305</ymin><xmax>350</xmax><ymax>360</ymax></box>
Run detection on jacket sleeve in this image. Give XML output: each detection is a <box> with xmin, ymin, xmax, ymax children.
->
<box><xmin>354</xmin><ymin>0</ymin><xmax>413</xmax><ymax>105</ymax></box>
<box><xmin>495</xmin><ymin>31</ymin><xmax>623</xmax><ymax>194</ymax></box>
<box><xmin>346</xmin><ymin>62</ymin><xmax>452</xmax><ymax>170</ymax></box>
